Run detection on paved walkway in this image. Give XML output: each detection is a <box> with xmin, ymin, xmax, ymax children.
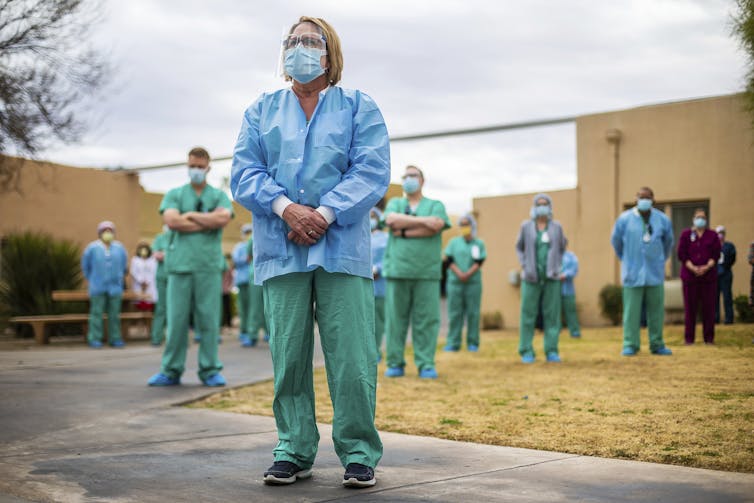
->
<box><xmin>0</xmin><ymin>336</ymin><xmax>752</xmax><ymax>502</ymax></box>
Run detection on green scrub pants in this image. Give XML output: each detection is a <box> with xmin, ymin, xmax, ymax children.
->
<box><xmin>264</xmin><ymin>268</ymin><xmax>382</xmax><ymax>469</ymax></box>
<box><xmin>249</xmin><ymin>282</ymin><xmax>266</xmax><ymax>339</ymax></box>
<box><xmin>236</xmin><ymin>283</ymin><xmax>251</xmax><ymax>336</ymax></box>
<box><xmin>446</xmin><ymin>280</ymin><xmax>482</xmax><ymax>349</ymax></box>
<box><xmin>385</xmin><ymin>278</ymin><xmax>441</xmax><ymax>372</ymax></box>
<box><xmin>374</xmin><ymin>296</ymin><xmax>385</xmax><ymax>356</ymax></box>
<box><xmin>562</xmin><ymin>294</ymin><xmax>581</xmax><ymax>337</ymax></box>
<box><xmin>622</xmin><ymin>285</ymin><xmax>665</xmax><ymax>352</ymax></box>
<box><xmin>88</xmin><ymin>293</ymin><xmax>122</xmax><ymax>344</ymax></box>
<box><xmin>150</xmin><ymin>277</ymin><xmax>167</xmax><ymax>345</ymax></box>
<box><xmin>161</xmin><ymin>272</ymin><xmax>224</xmax><ymax>381</ymax></box>
<box><xmin>519</xmin><ymin>279</ymin><xmax>561</xmax><ymax>357</ymax></box>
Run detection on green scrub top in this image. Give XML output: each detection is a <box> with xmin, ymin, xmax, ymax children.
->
<box><xmin>152</xmin><ymin>231</ymin><xmax>170</xmax><ymax>281</ymax></box>
<box><xmin>159</xmin><ymin>184</ymin><xmax>234</xmax><ymax>273</ymax></box>
<box><xmin>536</xmin><ymin>229</ymin><xmax>550</xmax><ymax>282</ymax></box>
<box><xmin>383</xmin><ymin>197</ymin><xmax>451</xmax><ymax>280</ymax></box>
<box><xmin>444</xmin><ymin>236</ymin><xmax>487</xmax><ymax>285</ymax></box>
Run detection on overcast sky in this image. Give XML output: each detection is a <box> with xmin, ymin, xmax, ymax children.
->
<box><xmin>42</xmin><ymin>0</ymin><xmax>746</xmax><ymax>216</ymax></box>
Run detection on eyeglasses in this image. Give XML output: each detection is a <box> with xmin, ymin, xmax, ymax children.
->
<box><xmin>282</xmin><ymin>33</ymin><xmax>326</xmax><ymax>51</ymax></box>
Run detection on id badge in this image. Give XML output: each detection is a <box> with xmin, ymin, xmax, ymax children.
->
<box><xmin>541</xmin><ymin>232</ymin><xmax>550</xmax><ymax>243</ymax></box>
<box><xmin>643</xmin><ymin>232</ymin><xmax>651</xmax><ymax>243</ymax></box>
<box><xmin>471</xmin><ymin>245</ymin><xmax>480</xmax><ymax>260</ymax></box>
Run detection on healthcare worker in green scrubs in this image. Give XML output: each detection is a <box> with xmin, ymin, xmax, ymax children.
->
<box><xmin>148</xmin><ymin>147</ymin><xmax>233</xmax><ymax>387</ymax></box>
<box><xmin>515</xmin><ymin>193</ymin><xmax>567</xmax><ymax>363</ymax></box>
<box><xmin>81</xmin><ymin>221</ymin><xmax>128</xmax><ymax>348</ymax></box>
<box><xmin>443</xmin><ymin>213</ymin><xmax>486</xmax><ymax>352</ymax></box>
<box><xmin>230</xmin><ymin>17</ymin><xmax>389</xmax><ymax>488</ymax></box>
<box><xmin>150</xmin><ymin>226</ymin><xmax>170</xmax><ymax>346</ymax></box>
<box><xmin>383</xmin><ymin>165</ymin><xmax>451</xmax><ymax>379</ymax></box>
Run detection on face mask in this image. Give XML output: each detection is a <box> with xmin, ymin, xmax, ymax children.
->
<box><xmin>637</xmin><ymin>198</ymin><xmax>652</xmax><ymax>212</ymax></box>
<box><xmin>189</xmin><ymin>167</ymin><xmax>206</xmax><ymax>185</ymax></box>
<box><xmin>370</xmin><ymin>218</ymin><xmax>378</xmax><ymax>231</ymax></box>
<box><xmin>402</xmin><ymin>177</ymin><xmax>420</xmax><ymax>195</ymax></box>
<box><xmin>534</xmin><ymin>205</ymin><xmax>551</xmax><ymax>218</ymax></box>
<box><xmin>101</xmin><ymin>231</ymin><xmax>114</xmax><ymax>243</ymax></box>
<box><xmin>139</xmin><ymin>249</ymin><xmax>149</xmax><ymax>258</ymax></box>
<box><xmin>284</xmin><ymin>46</ymin><xmax>325</xmax><ymax>84</ymax></box>
<box><xmin>694</xmin><ymin>218</ymin><xmax>707</xmax><ymax>229</ymax></box>
<box><xmin>460</xmin><ymin>226</ymin><xmax>472</xmax><ymax>237</ymax></box>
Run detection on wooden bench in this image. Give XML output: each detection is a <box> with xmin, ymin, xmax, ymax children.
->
<box><xmin>9</xmin><ymin>290</ymin><xmax>153</xmax><ymax>344</ymax></box>
<box><xmin>9</xmin><ymin>312</ymin><xmax>153</xmax><ymax>345</ymax></box>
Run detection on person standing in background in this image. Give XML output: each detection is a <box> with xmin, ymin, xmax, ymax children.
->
<box><xmin>233</xmin><ymin>224</ymin><xmax>255</xmax><ymax>346</ymax></box>
<box><xmin>443</xmin><ymin>213</ymin><xmax>486</xmax><ymax>352</ymax></box>
<box><xmin>370</xmin><ymin>206</ymin><xmax>388</xmax><ymax>360</ymax></box>
<box><xmin>150</xmin><ymin>226</ymin><xmax>170</xmax><ymax>346</ymax></box>
<box><xmin>610</xmin><ymin>186</ymin><xmax>674</xmax><ymax>356</ymax></box>
<box><xmin>715</xmin><ymin>225</ymin><xmax>736</xmax><ymax>325</ymax></box>
<box><xmin>81</xmin><ymin>221</ymin><xmax>128</xmax><ymax>348</ymax></box>
<box><xmin>560</xmin><ymin>248</ymin><xmax>581</xmax><ymax>338</ymax></box>
<box><xmin>677</xmin><ymin>209</ymin><xmax>721</xmax><ymax>344</ymax></box>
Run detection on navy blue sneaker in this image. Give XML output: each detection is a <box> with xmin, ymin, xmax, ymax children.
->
<box><xmin>263</xmin><ymin>461</ymin><xmax>312</xmax><ymax>485</ymax></box>
<box><xmin>343</xmin><ymin>463</ymin><xmax>376</xmax><ymax>488</ymax></box>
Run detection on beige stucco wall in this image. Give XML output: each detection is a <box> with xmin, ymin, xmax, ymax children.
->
<box><xmin>476</xmin><ymin>94</ymin><xmax>754</xmax><ymax>327</ymax></box>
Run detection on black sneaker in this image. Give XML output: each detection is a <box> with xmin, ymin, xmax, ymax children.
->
<box><xmin>263</xmin><ymin>461</ymin><xmax>312</xmax><ymax>485</ymax></box>
<box><xmin>343</xmin><ymin>463</ymin><xmax>376</xmax><ymax>488</ymax></box>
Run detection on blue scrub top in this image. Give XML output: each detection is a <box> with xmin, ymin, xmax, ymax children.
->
<box><xmin>560</xmin><ymin>250</ymin><xmax>578</xmax><ymax>296</ymax></box>
<box><xmin>81</xmin><ymin>240</ymin><xmax>128</xmax><ymax>296</ymax></box>
<box><xmin>232</xmin><ymin>238</ymin><xmax>252</xmax><ymax>285</ymax></box>
<box><xmin>610</xmin><ymin>207</ymin><xmax>674</xmax><ymax>287</ymax></box>
<box><xmin>231</xmin><ymin>86</ymin><xmax>391</xmax><ymax>285</ymax></box>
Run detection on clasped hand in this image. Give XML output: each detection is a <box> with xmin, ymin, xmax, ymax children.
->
<box><xmin>283</xmin><ymin>204</ymin><xmax>329</xmax><ymax>246</ymax></box>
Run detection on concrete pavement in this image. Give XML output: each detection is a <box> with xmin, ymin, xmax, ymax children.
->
<box><xmin>0</xmin><ymin>336</ymin><xmax>752</xmax><ymax>502</ymax></box>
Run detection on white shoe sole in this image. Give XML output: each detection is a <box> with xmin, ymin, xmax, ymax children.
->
<box><xmin>343</xmin><ymin>476</ymin><xmax>377</xmax><ymax>488</ymax></box>
<box><xmin>263</xmin><ymin>469</ymin><xmax>312</xmax><ymax>485</ymax></box>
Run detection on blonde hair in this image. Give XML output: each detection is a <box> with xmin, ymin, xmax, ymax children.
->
<box><xmin>284</xmin><ymin>16</ymin><xmax>343</xmax><ymax>85</ymax></box>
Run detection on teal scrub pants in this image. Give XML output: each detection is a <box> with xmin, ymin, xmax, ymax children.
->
<box><xmin>236</xmin><ymin>283</ymin><xmax>251</xmax><ymax>337</ymax></box>
<box><xmin>446</xmin><ymin>280</ymin><xmax>482</xmax><ymax>349</ymax></box>
<box><xmin>88</xmin><ymin>293</ymin><xmax>122</xmax><ymax>344</ymax></box>
<box><xmin>150</xmin><ymin>276</ymin><xmax>167</xmax><ymax>344</ymax></box>
<box><xmin>374</xmin><ymin>296</ymin><xmax>385</xmax><ymax>356</ymax></box>
<box><xmin>562</xmin><ymin>294</ymin><xmax>581</xmax><ymax>337</ymax></box>
<box><xmin>161</xmin><ymin>272</ymin><xmax>224</xmax><ymax>381</ymax></box>
<box><xmin>519</xmin><ymin>279</ymin><xmax>561</xmax><ymax>357</ymax></box>
<box><xmin>248</xmin><ymin>282</ymin><xmax>266</xmax><ymax>340</ymax></box>
<box><xmin>622</xmin><ymin>285</ymin><xmax>666</xmax><ymax>352</ymax></box>
<box><xmin>385</xmin><ymin>278</ymin><xmax>441</xmax><ymax>372</ymax></box>
<box><xmin>264</xmin><ymin>268</ymin><xmax>382</xmax><ymax>469</ymax></box>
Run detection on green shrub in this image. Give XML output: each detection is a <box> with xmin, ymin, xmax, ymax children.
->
<box><xmin>599</xmin><ymin>284</ymin><xmax>623</xmax><ymax>325</ymax></box>
<box><xmin>0</xmin><ymin>231</ymin><xmax>83</xmax><ymax>336</ymax></box>
<box><xmin>733</xmin><ymin>295</ymin><xmax>754</xmax><ymax>323</ymax></box>
<box><xmin>481</xmin><ymin>310</ymin><xmax>504</xmax><ymax>330</ymax></box>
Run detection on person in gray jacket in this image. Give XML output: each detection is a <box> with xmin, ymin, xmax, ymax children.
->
<box><xmin>515</xmin><ymin>193</ymin><xmax>567</xmax><ymax>363</ymax></box>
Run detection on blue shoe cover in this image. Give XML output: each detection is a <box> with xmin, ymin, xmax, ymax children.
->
<box><xmin>148</xmin><ymin>372</ymin><xmax>180</xmax><ymax>386</ymax></box>
<box><xmin>621</xmin><ymin>347</ymin><xmax>638</xmax><ymax>356</ymax></box>
<box><xmin>110</xmin><ymin>340</ymin><xmax>125</xmax><ymax>348</ymax></box>
<box><xmin>468</xmin><ymin>345</ymin><xmax>479</xmax><ymax>352</ymax></box>
<box><xmin>443</xmin><ymin>344</ymin><xmax>459</xmax><ymax>352</ymax></box>
<box><xmin>546</xmin><ymin>352</ymin><xmax>561</xmax><ymax>363</ymax></box>
<box><xmin>202</xmin><ymin>373</ymin><xmax>226</xmax><ymax>387</ymax></box>
<box><xmin>384</xmin><ymin>366</ymin><xmax>404</xmax><ymax>378</ymax></box>
<box><xmin>88</xmin><ymin>340</ymin><xmax>103</xmax><ymax>349</ymax></box>
<box><xmin>651</xmin><ymin>347</ymin><xmax>672</xmax><ymax>356</ymax></box>
<box><xmin>521</xmin><ymin>354</ymin><xmax>536</xmax><ymax>364</ymax></box>
<box><xmin>419</xmin><ymin>368</ymin><xmax>438</xmax><ymax>379</ymax></box>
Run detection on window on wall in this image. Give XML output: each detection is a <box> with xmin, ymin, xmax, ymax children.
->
<box><xmin>670</xmin><ymin>201</ymin><xmax>710</xmax><ymax>278</ymax></box>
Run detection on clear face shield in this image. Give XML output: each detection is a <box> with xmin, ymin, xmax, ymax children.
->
<box><xmin>276</xmin><ymin>28</ymin><xmax>328</xmax><ymax>83</ymax></box>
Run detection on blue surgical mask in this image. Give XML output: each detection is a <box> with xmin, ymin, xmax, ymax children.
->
<box><xmin>189</xmin><ymin>168</ymin><xmax>206</xmax><ymax>185</ymax></box>
<box><xmin>370</xmin><ymin>218</ymin><xmax>378</xmax><ymax>231</ymax></box>
<box><xmin>694</xmin><ymin>217</ymin><xmax>707</xmax><ymax>229</ymax></box>
<box><xmin>284</xmin><ymin>46</ymin><xmax>325</xmax><ymax>84</ymax></box>
<box><xmin>534</xmin><ymin>205</ymin><xmax>551</xmax><ymax>218</ymax></box>
<box><xmin>637</xmin><ymin>198</ymin><xmax>652</xmax><ymax>212</ymax></box>
<box><xmin>402</xmin><ymin>177</ymin><xmax>420</xmax><ymax>195</ymax></box>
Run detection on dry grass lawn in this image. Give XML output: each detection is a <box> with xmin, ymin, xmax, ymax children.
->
<box><xmin>192</xmin><ymin>323</ymin><xmax>754</xmax><ymax>473</ymax></box>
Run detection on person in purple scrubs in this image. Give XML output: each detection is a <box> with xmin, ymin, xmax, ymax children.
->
<box><xmin>677</xmin><ymin>208</ymin><xmax>721</xmax><ymax>344</ymax></box>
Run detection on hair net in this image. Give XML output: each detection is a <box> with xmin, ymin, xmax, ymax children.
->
<box><xmin>97</xmin><ymin>221</ymin><xmax>115</xmax><ymax>234</ymax></box>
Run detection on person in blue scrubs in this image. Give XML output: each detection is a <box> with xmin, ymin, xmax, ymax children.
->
<box><xmin>81</xmin><ymin>221</ymin><xmax>128</xmax><ymax>348</ymax></box>
<box><xmin>560</xmin><ymin>249</ymin><xmax>581</xmax><ymax>338</ymax></box>
<box><xmin>610</xmin><ymin>186</ymin><xmax>674</xmax><ymax>356</ymax></box>
<box><xmin>230</xmin><ymin>16</ymin><xmax>389</xmax><ymax>489</ymax></box>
